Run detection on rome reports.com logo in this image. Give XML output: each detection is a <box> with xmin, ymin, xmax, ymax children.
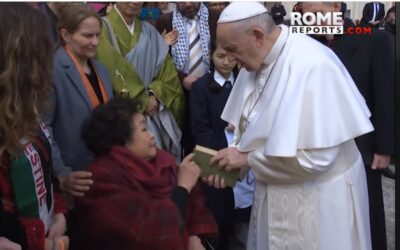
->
<box><xmin>290</xmin><ymin>12</ymin><xmax>372</xmax><ymax>35</ymax></box>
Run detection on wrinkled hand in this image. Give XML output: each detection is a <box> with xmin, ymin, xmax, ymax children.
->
<box><xmin>188</xmin><ymin>235</ymin><xmax>205</xmax><ymax>250</ymax></box>
<box><xmin>0</xmin><ymin>237</ymin><xmax>21</xmax><ymax>250</ymax></box>
<box><xmin>178</xmin><ymin>153</ymin><xmax>201</xmax><ymax>193</ymax></box>
<box><xmin>210</xmin><ymin>147</ymin><xmax>248</xmax><ymax>171</ymax></box>
<box><xmin>162</xmin><ymin>29</ymin><xmax>178</xmax><ymax>46</ymax></box>
<box><xmin>202</xmin><ymin>174</ymin><xmax>226</xmax><ymax>189</ymax></box>
<box><xmin>47</xmin><ymin>213</ymin><xmax>67</xmax><ymax>238</ymax></box>
<box><xmin>371</xmin><ymin>154</ymin><xmax>391</xmax><ymax>170</ymax></box>
<box><xmin>145</xmin><ymin>95</ymin><xmax>159</xmax><ymax>116</ymax></box>
<box><xmin>183</xmin><ymin>75</ymin><xmax>199</xmax><ymax>90</ymax></box>
<box><xmin>59</xmin><ymin>171</ymin><xmax>93</xmax><ymax>197</ymax></box>
<box><xmin>45</xmin><ymin>236</ymin><xmax>69</xmax><ymax>250</ymax></box>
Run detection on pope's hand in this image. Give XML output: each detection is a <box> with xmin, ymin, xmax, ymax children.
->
<box><xmin>210</xmin><ymin>147</ymin><xmax>248</xmax><ymax>171</ymax></box>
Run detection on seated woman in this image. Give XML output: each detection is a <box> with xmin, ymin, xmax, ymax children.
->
<box><xmin>75</xmin><ymin>97</ymin><xmax>217</xmax><ymax>250</ymax></box>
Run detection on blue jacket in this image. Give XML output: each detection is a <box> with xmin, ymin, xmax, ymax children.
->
<box><xmin>45</xmin><ymin>47</ymin><xmax>114</xmax><ymax>176</ymax></box>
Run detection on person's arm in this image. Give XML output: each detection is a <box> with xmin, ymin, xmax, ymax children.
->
<box><xmin>44</xmin><ymin>90</ymin><xmax>72</xmax><ymax>178</ymax></box>
<box><xmin>44</xmin><ymin>88</ymin><xmax>93</xmax><ymax>197</ymax></box>
<box><xmin>209</xmin><ymin>143</ymin><xmax>342</xmax><ymax>186</ymax></box>
<box><xmin>370</xmin><ymin>31</ymin><xmax>395</xmax><ymax>169</ymax></box>
<box><xmin>148</xmin><ymin>54</ymin><xmax>185</xmax><ymax>126</ymax></box>
<box><xmin>247</xmin><ymin>145</ymin><xmax>341</xmax><ymax>184</ymax></box>
<box><xmin>47</xmin><ymin>191</ymin><xmax>67</xmax><ymax>239</ymax></box>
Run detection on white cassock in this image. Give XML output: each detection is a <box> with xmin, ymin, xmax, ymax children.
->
<box><xmin>222</xmin><ymin>25</ymin><xmax>373</xmax><ymax>250</ymax></box>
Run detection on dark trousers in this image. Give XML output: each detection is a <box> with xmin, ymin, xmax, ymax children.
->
<box><xmin>365</xmin><ymin>165</ymin><xmax>387</xmax><ymax>250</ymax></box>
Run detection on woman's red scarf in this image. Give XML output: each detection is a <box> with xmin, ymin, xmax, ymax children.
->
<box><xmin>109</xmin><ymin>146</ymin><xmax>177</xmax><ymax>199</ymax></box>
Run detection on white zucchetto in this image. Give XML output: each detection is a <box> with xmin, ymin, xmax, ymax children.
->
<box><xmin>218</xmin><ymin>2</ymin><xmax>268</xmax><ymax>24</ymax></box>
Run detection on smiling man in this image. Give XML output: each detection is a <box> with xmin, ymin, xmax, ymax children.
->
<box><xmin>208</xmin><ymin>2</ymin><xmax>375</xmax><ymax>249</ymax></box>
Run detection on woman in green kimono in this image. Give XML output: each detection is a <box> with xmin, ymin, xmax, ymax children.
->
<box><xmin>96</xmin><ymin>2</ymin><xmax>185</xmax><ymax>161</ymax></box>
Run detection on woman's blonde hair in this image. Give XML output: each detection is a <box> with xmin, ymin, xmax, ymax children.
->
<box><xmin>58</xmin><ymin>3</ymin><xmax>102</xmax><ymax>45</ymax></box>
<box><xmin>0</xmin><ymin>3</ymin><xmax>54</xmax><ymax>156</ymax></box>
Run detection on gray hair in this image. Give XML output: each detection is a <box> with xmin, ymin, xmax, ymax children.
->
<box><xmin>229</xmin><ymin>12</ymin><xmax>276</xmax><ymax>34</ymax></box>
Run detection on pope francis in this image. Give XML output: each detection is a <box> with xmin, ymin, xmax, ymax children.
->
<box><xmin>208</xmin><ymin>2</ymin><xmax>374</xmax><ymax>250</ymax></box>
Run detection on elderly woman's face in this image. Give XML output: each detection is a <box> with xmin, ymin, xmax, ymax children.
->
<box><xmin>126</xmin><ymin>113</ymin><xmax>157</xmax><ymax>161</ymax></box>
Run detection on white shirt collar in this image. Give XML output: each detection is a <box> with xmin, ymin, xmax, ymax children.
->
<box><xmin>115</xmin><ymin>5</ymin><xmax>135</xmax><ymax>35</ymax></box>
<box><xmin>214</xmin><ymin>70</ymin><xmax>235</xmax><ymax>87</ymax></box>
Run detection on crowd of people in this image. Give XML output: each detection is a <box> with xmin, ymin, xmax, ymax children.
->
<box><xmin>0</xmin><ymin>2</ymin><xmax>395</xmax><ymax>250</ymax></box>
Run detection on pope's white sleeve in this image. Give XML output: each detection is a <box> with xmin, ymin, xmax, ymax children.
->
<box><xmin>247</xmin><ymin>145</ymin><xmax>341</xmax><ymax>183</ymax></box>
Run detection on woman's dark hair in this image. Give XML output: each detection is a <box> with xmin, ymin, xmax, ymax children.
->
<box><xmin>82</xmin><ymin>97</ymin><xmax>142</xmax><ymax>156</ymax></box>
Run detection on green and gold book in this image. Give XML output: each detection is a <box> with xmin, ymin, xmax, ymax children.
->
<box><xmin>193</xmin><ymin>145</ymin><xmax>240</xmax><ymax>187</ymax></box>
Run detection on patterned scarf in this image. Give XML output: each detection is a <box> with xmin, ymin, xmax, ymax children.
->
<box><xmin>171</xmin><ymin>3</ymin><xmax>210</xmax><ymax>73</ymax></box>
<box><xmin>10</xmin><ymin>122</ymin><xmax>54</xmax><ymax>233</ymax></box>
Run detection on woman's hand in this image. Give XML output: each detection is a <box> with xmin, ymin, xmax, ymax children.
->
<box><xmin>59</xmin><ymin>171</ymin><xmax>93</xmax><ymax>197</ymax></box>
<box><xmin>178</xmin><ymin>154</ymin><xmax>201</xmax><ymax>193</ymax></box>
<box><xmin>161</xmin><ymin>29</ymin><xmax>179</xmax><ymax>46</ymax></box>
<box><xmin>47</xmin><ymin>213</ymin><xmax>67</xmax><ymax>238</ymax></box>
<box><xmin>45</xmin><ymin>236</ymin><xmax>69</xmax><ymax>250</ymax></box>
<box><xmin>145</xmin><ymin>95</ymin><xmax>159</xmax><ymax>116</ymax></box>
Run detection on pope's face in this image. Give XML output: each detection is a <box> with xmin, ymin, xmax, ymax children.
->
<box><xmin>217</xmin><ymin>23</ymin><xmax>265</xmax><ymax>72</ymax></box>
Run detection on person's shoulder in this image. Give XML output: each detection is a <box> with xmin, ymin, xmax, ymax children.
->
<box><xmin>287</xmin><ymin>34</ymin><xmax>332</xmax><ymax>64</ymax></box>
<box><xmin>87</xmin><ymin>155</ymin><xmax>117</xmax><ymax>179</ymax></box>
<box><xmin>53</xmin><ymin>46</ymin><xmax>66</xmax><ymax>60</ymax></box>
<box><xmin>192</xmin><ymin>72</ymin><xmax>213</xmax><ymax>90</ymax></box>
<box><xmin>53</xmin><ymin>47</ymin><xmax>71</xmax><ymax>69</ymax></box>
<box><xmin>370</xmin><ymin>28</ymin><xmax>394</xmax><ymax>43</ymax></box>
<box><xmin>287</xmin><ymin>34</ymin><xmax>345</xmax><ymax>75</ymax></box>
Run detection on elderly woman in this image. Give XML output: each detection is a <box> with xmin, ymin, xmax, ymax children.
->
<box><xmin>75</xmin><ymin>97</ymin><xmax>217</xmax><ymax>250</ymax></box>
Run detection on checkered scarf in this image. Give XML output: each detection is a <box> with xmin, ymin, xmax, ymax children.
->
<box><xmin>171</xmin><ymin>3</ymin><xmax>210</xmax><ymax>73</ymax></box>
